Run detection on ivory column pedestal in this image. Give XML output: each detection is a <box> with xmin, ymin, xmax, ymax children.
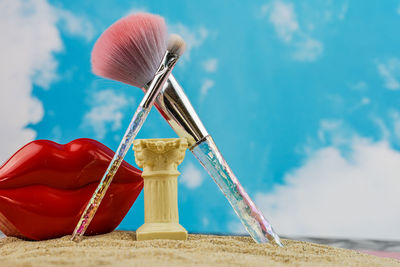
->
<box><xmin>133</xmin><ymin>138</ymin><xmax>188</xmax><ymax>241</ymax></box>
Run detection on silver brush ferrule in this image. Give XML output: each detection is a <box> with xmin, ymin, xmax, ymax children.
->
<box><xmin>141</xmin><ymin>51</ymin><xmax>179</xmax><ymax>109</ymax></box>
<box><xmin>143</xmin><ymin>74</ymin><xmax>209</xmax><ymax>148</ymax></box>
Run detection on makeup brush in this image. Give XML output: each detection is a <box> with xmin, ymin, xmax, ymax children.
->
<box><xmin>89</xmin><ymin>12</ymin><xmax>282</xmax><ymax>246</ymax></box>
<box><xmin>71</xmin><ymin>13</ymin><xmax>186</xmax><ymax>242</ymax></box>
<box><xmin>159</xmin><ymin>78</ymin><xmax>284</xmax><ymax>247</ymax></box>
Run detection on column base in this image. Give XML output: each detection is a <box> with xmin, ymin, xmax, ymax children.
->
<box><xmin>136</xmin><ymin>222</ymin><xmax>188</xmax><ymax>241</ymax></box>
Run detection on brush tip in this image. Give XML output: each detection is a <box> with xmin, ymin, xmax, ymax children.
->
<box><xmin>167</xmin><ymin>34</ymin><xmax>186</xmax><ymax>57</ymax></box>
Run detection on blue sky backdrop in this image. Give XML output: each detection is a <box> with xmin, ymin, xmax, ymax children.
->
<box><xmin>1</xmin><ymin>0</ymin><xmax>400</xmax><ymax>240</ymax></box>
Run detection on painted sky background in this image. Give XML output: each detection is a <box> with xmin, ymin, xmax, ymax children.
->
<box><xmin>1</xmin><ymin>0</ymin><xmax>400</xmax><ymax>240</ymax></box>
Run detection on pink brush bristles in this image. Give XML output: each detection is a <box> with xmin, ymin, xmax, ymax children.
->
<box><xmin>91</xmin><ymin>13</ymin><xmax>168</xmax><ymax>88</ymax></box>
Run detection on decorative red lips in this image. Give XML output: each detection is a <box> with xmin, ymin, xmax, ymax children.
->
<box><xmin>0</xmin><ymin>138</ymin><xmax>143</xmax><ymax>240</ymax></box>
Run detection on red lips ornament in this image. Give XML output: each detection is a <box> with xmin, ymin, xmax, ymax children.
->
<box><xmin>0</xmin><ymin>138</ymin><xmax>143</xmax><ymax>240</ymax></box>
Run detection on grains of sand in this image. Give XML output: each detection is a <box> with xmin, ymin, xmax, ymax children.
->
<box><xmin>0</xmin><ymin>231</ymin><xmax>399</xmax><ymax>266</ymax></box>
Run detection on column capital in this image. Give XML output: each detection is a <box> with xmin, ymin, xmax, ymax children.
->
<box><xmin>133</xmin><ymin>138</ymin><xmax>188</xmax><ymax>173</ymax></box>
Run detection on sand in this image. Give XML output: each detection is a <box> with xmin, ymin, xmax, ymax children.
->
<box><xmin>0</xmin><ymin>231</ymin><xmax>399</xmax><ymax>266</ymax></box>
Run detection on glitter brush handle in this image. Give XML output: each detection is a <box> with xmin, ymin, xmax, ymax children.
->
<box><xmin>71</xmin><ymin>51</ymin><xmax>179</xmax><ymax>242</ymax></box>
<box><xmin>71</xmin><ymin>106</ymin><xmax>149</xmax><ymax>242</ymax></box>
<box><xmin>152</xmin><ymin>76</ymin><xmax>282</xmax><ymax>245</ymax></box>
<box><xmin>191</xmin><ymin>136</ymin><xmax>283</xmax><ymax>246</ymax></box>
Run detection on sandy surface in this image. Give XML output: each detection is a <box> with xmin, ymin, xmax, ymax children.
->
<box><xmin>0</xmin><ymin>231</ymin><xmax>399</xmax><ymax>266</ymax></box>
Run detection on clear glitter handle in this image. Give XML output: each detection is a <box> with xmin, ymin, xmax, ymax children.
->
<box><xmin>71</xmin><ymin>106</ymin><xmax>149</xmax><ymax>242</ymax></box>
<box><xmin>71</xmin><ymin>50</ymin><xmax>180</xmax><ymax>242</ymax></box>
<box><xmin>191</xmin><ymin>136</ymin><xmax>283</xmax><ymax>246</ymax></box>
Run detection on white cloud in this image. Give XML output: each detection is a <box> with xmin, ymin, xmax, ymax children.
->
<box><xmin>337</xmin><ymin>3</ymin><xmax>348</xmax><ymax>20</ymax></box>
<box><xmin>349</xmin><ymin>97</ymin><xmax>371</xmax><ymax>112</ymax></box>
<box><xmin>0</xmin><ymin>0</ymin><xmax>96</xmax><ymax>164</ymax></box>
<box><xmin>390</xmin><ymin>111</ymin><xmax>400</xmax><ymax>141</ymax></box>
<box><xmin>50</xmin><ymin>125</ymin><xmax>62</xmax><ymax>142</ymax></box>
<box><xmin>260</xmin><ymin>1</ymin><xmax>323</xmax><ymax>62</ymax></box>
<box><xmin>202</xmin><ymin>217</ymin><xmax>210</xmax><ymax>227</ymax></box>
<box><xmin>168</xmin><ymin>23</ymin><xmax>208</xmax><ymax>62</ymax></box>
<box><xmin>0</xmin><ymin>0</ymin><xmax>63</xmax><ymax>163</ymax></box>
<box><xmin>125</xmin><ymin>7</ymin><xmax>148</xmax><ymax>16</ymax></box>
<box><xmin>179</xmin><ymin>162</ymin><xmax>204</xmax><ymax>189</ymax></box>
<box><xmin>360</xmin><ymin>97</ymin><xmax>370</xmax><ymax>105</ymax></box>
<box><xmin>350</xmin><ymin>81</ymin><xmax>368</xmax><ymax>91</ymax></box>
<box><xmin>261</xmin><ymin>1</ymin><xmax>299</xmax><ymax>43</ymax></box>
<box><xmin>292</xmin><ymin>38</ymin><xmax>323</xmax><ymax>62</ymax></box>
<box><xmin>81</xmin><ymin>90</ymin><xmax>133</xmax><ymax>140</ymax></box>
<box><xmin>320</xmin><ymin>119</ymin><xmax>342</xmax><ymax>131</ymax></box>
<box><xmin>55</xmin><ymin>8</ymin><xmax>95</xmax><ymax>42</ymax></box>
<box><xmin>200</xmin><ymin>79</ymin><xmax>215</xmax><ymax>99</ymax></box>
<box><xmin>372</xmin><ymin>116</ymin><xmax>391</xmax><ymax>141</ymax></box>
<box><xmin>377</xmin><ymin>58</ymin><xmax>400</xmax><ymax>90</ymax></box>
<box><xmin>255</xmin><ymin>136</ymin><xmax>400</xmax><ymax>240</ymax></box>
<box><xmin>202</xmin><ymin>58</ymin><xmax>218</xmax><ymax>73</ymax></box>
<box><xmin>371</xmin><ymin>111</ymin><xmax>400</xmax><ymax>146</ymax></box>
<box><xmin>314</xmin><ymin>119</ymin><xmax>356</xmax><ymax>149</ymax></box>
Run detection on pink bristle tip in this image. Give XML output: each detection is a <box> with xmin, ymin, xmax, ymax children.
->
<box><xmin>91</xmin><ymin>13</ymin><xmax>168</xmax><ymax>88</ymax></box>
